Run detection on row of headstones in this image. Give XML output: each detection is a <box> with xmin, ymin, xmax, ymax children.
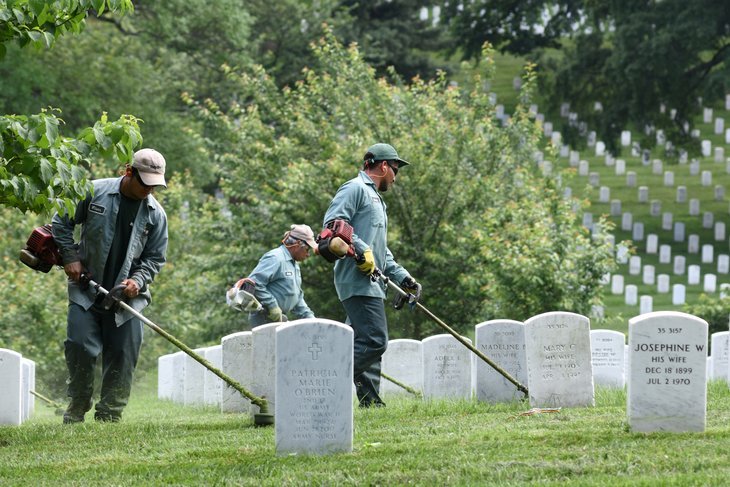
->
<box><xmin>611</xmin><ymin>261</ymin><xmax>727</xmax><ymax>288</ymax></box>
<box><xmin>0</xmin><ymin>348</ymin><xmax>36</xmax><ymax>426</ymax></box>
<box><xmin>158</xmin><ymin>311</ymin><xmax>715</xmax><ymax>455</ymax></box>
<box><xmin>577</xmin><ymin>158</ymin><xmax>729</xmax><ymax>186</ymax></box>
<box><xmin>610</xmin><ymin>278</ymin><xmax>730</xmax><ymax>308</ymax></box>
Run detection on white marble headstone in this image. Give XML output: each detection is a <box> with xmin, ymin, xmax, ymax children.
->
<box><xmin>157</xmin><ymin>353</ymin><xmax>174</xmax><ymax>400</ymax></box>
<box><xmin>203</xmin><ymin>345</ymin><xmax>223</xmax><ymax>407</ymax></box>
<box><xmin>710</xmin><ymin>332</ymin><xmax>729</xmax><ymax>382</ymax></box>
<box><xmin>475</xmin><ymin>320</ymin><xmax>527</xmax><ymax>403</ymax></box>
<box><xmin>275</xmin><ymin>319</ymin><xmax>353</xmax><ymax>455</ymax></box>
<box><xmin>381</xmin><ymin>339</ymin><xmax>423</xmax><ymax>396</ymax></box>
<box><xmin>170</xmin><ymin>351</ymin><xmax>186</xmax><ymax>404</ymax></box>
<box><xmin>252</xmin><ymin>323</ymin><xmax>280</xmax><ymax>415</ymax></box>
<box><xmin>183</xmin><ymin>348</ymin><xmax>207</xmax><ymax>406</ymax></box>
<box><xmin>221</xmin><ymin>331</ymin><xmax>253</xmax><ymax>413</ymax></box>
<box><xmin>590</xmin><ymin>330</ymin><xmax>626</xmax><ymax>388</ymax></box>
<box><xmin>0</xmin><ymin>349</ymin><xmax>23</xmax><ymax>425</ymax></box>
<box><xmin>524</xmin><ymin>312</ymin><xmax>594</xmax><ymax>408</ymax></box>
<box><xmin>627</xmin><ymin>312</ymin><xmax>708</xmax><ymax>432</ymax></box>
<box><xmin>422</xmin><ymin>334</ymin><xmax>473</xmax><ymax>400</ymax></box>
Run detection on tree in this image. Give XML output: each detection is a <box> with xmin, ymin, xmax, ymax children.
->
<box><xmin>183</xmin><ymin>31</ymin><xmax>616</xmax><ymax>340</ymax></box>
<box><xmin>439</xmin><ymin>0</ymin><xmax>730</xmax><ymax>152</ymax></box>
<box><xmin>0</xmin><ymin>0</ymin><xmax>141</xmax><ymax>215</ymax></box>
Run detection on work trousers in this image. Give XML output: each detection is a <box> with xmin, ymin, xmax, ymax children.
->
<box><xmin>341</xmin><ymin>295</ymin><xmax>388</xmax><ymax>406</ymax></box>
<box><xmin>65</xmin><ymin>303</ymin><xmax>143</xmax><ymax>420</ymax></box>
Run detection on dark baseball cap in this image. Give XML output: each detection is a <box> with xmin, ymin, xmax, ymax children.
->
<box><xmin>365</xmin><ymin>143</ymin><xmax>410</xmax><ymax>167</ymax></box>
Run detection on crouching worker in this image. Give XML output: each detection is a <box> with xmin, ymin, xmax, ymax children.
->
<box><xmin>52</xmin><ymin>148</ymin><xmax>169</xmax><ymax>423</ymax></box>
<box><xmin>244</xmin><ymin>224</ymin><xmax>317</xmax><ymax>327</ymax></box>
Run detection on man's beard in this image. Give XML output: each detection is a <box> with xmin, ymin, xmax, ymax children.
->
<box><xmin>378</xmin><ymin>180</ymin><xmax>390</xmax><ymax>192</ymax></box>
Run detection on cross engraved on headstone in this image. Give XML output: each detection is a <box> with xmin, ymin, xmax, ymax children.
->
<box><xmin>309</xmin><ymin>343</ymin><xmax>322</xmax><ymax>360</ymax></box>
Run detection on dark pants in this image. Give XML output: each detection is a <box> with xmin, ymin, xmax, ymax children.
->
<box><xmin>65</xmin><ymin>303</ymin><xmax>143</xmax><ymax>420</ymax></box>
<box><xmin>341</xmin><ymin>296</ymin><xmax>388</xmax><ymax>406</ymax></box>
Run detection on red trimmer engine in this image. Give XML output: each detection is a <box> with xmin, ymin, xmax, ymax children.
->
<box><xmin>316</xmin><ymin>219</ymin><xmax>356</xmax><ymax>263</ymax></box>
<box><xmin>19</xmin><ymin>224</ymin><xmax>61</xmax><ymax>273</ymax></box>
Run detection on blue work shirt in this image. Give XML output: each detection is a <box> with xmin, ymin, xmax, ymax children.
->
<box><xmin>248</xmin><ymin>244</ymin><xmax>314</xmax><ymax>319</ymax></box>
<box><xmin>52</xmin><ymin>176</ymin><xmax>168</xmax><ymax>326</ymax></box>
<box><xmin>323</xmin><ymin>171</ymin><xmax>409</xmax><ymax>301</ymax></box>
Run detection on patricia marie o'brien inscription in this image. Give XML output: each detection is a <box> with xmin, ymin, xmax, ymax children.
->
<box><xmin>627</xmin><ymin>311</ymin><xmax>708</xmax><ymax>433</ymax></box>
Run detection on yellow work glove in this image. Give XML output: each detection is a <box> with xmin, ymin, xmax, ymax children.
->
<box><xmin>356</xmin><ymin>249</ymin><xmax>375</xmax><ymax>276</ymax></box>
<box><xmin>267</xmin><ymin>306</ymin><xmax>283</xmax><ymax>322</ymax></box>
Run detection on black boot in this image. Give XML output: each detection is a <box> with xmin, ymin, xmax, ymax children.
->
<box><xmin>63</xmin><ymin>397</ymin><xmax>93</xmax><ymax>424</ymax></box>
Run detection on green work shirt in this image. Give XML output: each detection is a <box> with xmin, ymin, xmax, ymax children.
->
<box><xmin>248</xmin><ymin>244</ymin><xmax>314</xmax><ymax>319</ymax></box>
<box><xmin>323</xmin><ymin>171</ymin><xmax>409</xmax><ymax>301</ymax></box>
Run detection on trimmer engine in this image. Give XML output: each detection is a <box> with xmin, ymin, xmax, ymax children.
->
<box><xmin>19</xmin><ymin>224</ymin><xmax>61</xmax><ymax>273</ymax></box>
<box><xmin>316</xmin><ymin>219</ymin><xmax>356</xmax><ymax>263</ymax></box>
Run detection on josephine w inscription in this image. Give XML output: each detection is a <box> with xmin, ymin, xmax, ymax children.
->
<box><xmin>627</xmin><ymin>311</ymin><xmax>708</xmax><ymax>433</ymax></box>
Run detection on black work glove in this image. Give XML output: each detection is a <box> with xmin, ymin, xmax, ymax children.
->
<box><xmin>398</xmin><ymin>276</ymin><xmax>422</xmax><ymax>308</ymax></box>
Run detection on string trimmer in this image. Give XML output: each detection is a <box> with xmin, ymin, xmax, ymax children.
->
<box><xmin>19</xmin><ymin>224</ymin><xmax>274</xmax><ymax>426</ymax></box>
<box><xmin>317</xmin><ymin>219</ymin><xmax>529</xmax><ymax>398</ymax></box>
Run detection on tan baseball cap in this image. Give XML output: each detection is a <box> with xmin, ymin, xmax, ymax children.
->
<box><xmin>132</xmin><ymin>148</ymin><xmax>167</xmax><ymax>188</ymax></box>
<box><xmin>288</xmin><ymin>224</ymin><xmax>317</xmax><ymax>249</ymax></box>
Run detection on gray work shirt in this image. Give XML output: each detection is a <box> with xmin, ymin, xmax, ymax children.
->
<box><xmin>52</xmin><ymin>176</ymin><xmax>168</xmax><ymax>326</ymax></box>
<box><xmin>323</xmin><ymin>171</ymin><xmax>409</xmax><ymax>301</ymax></box>
<box><xmin>248</xmin><ymin>244</ymin><xmax>314</xmax><ymax>319</ymax></box>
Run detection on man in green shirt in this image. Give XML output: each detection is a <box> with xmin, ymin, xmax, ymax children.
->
<box><xmin>322</xmin><ymin>143</ymin><xmax>420</xmax><ymax>407</ymax></box>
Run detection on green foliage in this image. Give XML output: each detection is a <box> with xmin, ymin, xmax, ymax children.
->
<box><xmin>683</xmin><ymin>294</ymin><xmax>730</xmax><ymax>342</ymax></box>
<box><xmin>0</xmin><ymin>0</ymin><xmax>133</xmax><ymax>55</ymax></box>
<box><xmin>0</xmin><ymin>109</ymin><xmax>141</xmax><ymax>215</ymax></box>
<box><xmin>184</xmin><ymin>31</ymin><xmax>617</xmax><ymax>338</ymax></box>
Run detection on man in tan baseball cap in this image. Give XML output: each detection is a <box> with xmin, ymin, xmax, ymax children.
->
<box><xmin>132</xmin><ymin>148</ymin><xmax>167</xmax><ymax>188</ymax></box>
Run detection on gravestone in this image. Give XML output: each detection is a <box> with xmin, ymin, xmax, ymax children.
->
<box><xmin>157</xmin><ymin>353</ymin><xmax>174</xmax><ymax>400</ymax></box>
<box><xmin>673</xmin><ymin>256</ymin><xmax>686</xmax><ymax>275</ymax></box>
<box><xmin>642</xmin><ymin>265</ymin><xmax>655</xmax><ymax>286</ymax></box>
<box><xmin>621</xmin><ymin>131</ymin><xmax>631</xmax><ymax>146</ymax></box>
<box><xmin>275</xmin><ymin>319</ymin><xmax>353</xmax><ymax>455</ymax></box>
<box><xmin>715</xmin><ymin>222</ymin><xmax>726</xmax><ymax>241</ymax></box>
<box><xmin>475</xmin><ymin>320</ymin><xmax>527</xmax><ymax>403</ymax></box>
<box><xmin>702</xmin><ymin>245</ymin><xmax>714</xmax><ymax>264</ymax></box>
<box><xmin>632</xmin><ymin>222</ymin><xmax>644</xmax><ymax>241</ymax></box>
<box><xmin>687</xmin><ymin>234</ymin><xmax>699</xmax><ymax>253</ymax></box>
<box><xmin>673</xmin><ymin>222</ymin><xmax>685</xmax><ymax>242</ymax></box>
<box><xmin>659</xmin><ymin>245</ymin><xmax>671</xmax><ymax>264</ymax></box>
<box><xmin>715</xmin><ymin>185</ymin><xmax>725</xmax><ymax>201</ymax></box>
<box><xmin>541</xmin><ymin>161</ymin><xmax>552</xmax><ymax>176</ymax></box>
<box><xmin>664</xmin><ymin>171</ymin><xmax>674</xmax><ymax>186</ymax></box>
<box><xmin>252</xmin><ymin>323</ymin><xmax>280</xmax><ymax>415</ymax></box>
<box><xmin>638</xmin><ymin>186</ymin><xmax>649</xmax><ymax>203</ymax></box>
<box><xmin>626</xmin><ymin>171</ymin><xmax>637</xmax><ymax>187</ymax></box>
<box><xmin>715</xmin><ymin>117</ymin><xmax>725</xmax><ymax>135</ymax></box>
<box><xmin>662</xmin><ymin>212</ymin><xmax>673</xmax><ymax>231</ymax></box>
<box><xmin>610</xmin><ymin>200</ymin><xmax>622</xmax><ymax>216</ymax></box>
<box><xmin>657</xmin><ymin>274</ymin><xmax>670</xmax><ymax>293</ymax></box>
<box><xmin>621</xmin><ymin>213</ymin><xmax>633</xmax><ymax>231</ymax></box>
<box><xmin>689</xmin><ymin>199</ymin><xmax>700</xmax><ymax>216</ymax></box>
<box><xmin>381</xmin><ymin>339</ymin><xmax>423</xmax><ymax>396</ymax></box>
<box><xmin>650</xmin><ymin>200</ymin><xmax>661</xmax><ymax>217</ymax></box>
<box><xmin>582</xmin><ymin>212</ymin><xmax>593</xmax><ymax>228</ymax></box>
<box><xmin>718</xmin><ymin>254</ymin><xmax>729</xmax><ymax>274</ymax></box>
<box><xmin>590</xmin><ymin>330</ymin><xmax>626</xmax><ymax>388</ymax></box>
<box><xmin>578</xmin><ymin>160</ymin><xmax>589</xmax><ymax>176</ymax></box>
<box><xmin>611</xmin><ymin>275</ymin><xmax>624</xmax><ymax>295</ymax></box>
<box><xmin>595</xmin><ymin>141</ymin><xmax>606</xmax><ymax>156</ymax></box>
<box><xmin>672</xmin><ymin>284</ymin><xmax>686</xmax><ymax>305</ymax></box>
<box><xmin>569</xmin><ymin>150</ymin><xmax>580</xmax><ymax>166</ymax></box>
<box><xmin>615</xmin><ymin>159</ymin><xmax>626</xmax><ymax>175</ymax></box>
<box><xmin>625</xmin><ymin>285</ymin><xmax>638</xmax><ymax>306</ymax></box>
<box><xmin>0</xmin><ymin>349</ymin><xmax>23</xmax><ymax>425</ymax></box>
<box><xmin>690</xmin><ymin>159</ymin><xmax>700</xmax><ymax>176</ymax></box>
<box><xmin>701</xmin><ymin>171</ymin><xmax>712</xmax><ymax>187</ymax></box>
<box><xmin>183</xmin><ymin>347</ymin><xmax>207</xmax><ymax>406</ymax></box>
<box><xmin>629</xmin><ymin>256</ymin><xmax>642</xmax><ymax>276</ymax></box>
<box><xmin>203</xmin><ymin>345</ymin><xmax>223</xmax><ymax>407</ymax></box>
<box><xmin>688</xmin><ymin>265</ymin><xmax>701</xmax><ymax>285</ymax></box>
<box><xmin>676</xmin><ymin>186</ymin><xmax>687</xmax><ymax>203</ymax></box>
<box><xmin>646</xmin><ymin>234</ymin><xmax>658</xmax><ymax>254</ymax></box>
<box><xmin>703</xmin><ymin>212</ymin><xmax>714</xmax><ymax>229</ymax></box>
<box><xmin>605</xmin><ymin>153</ymin><xmax>615</xmax><ymax>167</ymax></box>
<box><xmin>171</xmin><ymin>351</ymin><xmax>186</xmax><ymax>404</ymax></box>
<box><xmin>221</xmin><ymin>331</ymin><xmax>253</xmax><ymax>414</ymax></box>
<box><xmin>589</xmin><ymin>172</ymin><xmax>600</xmax><ymax>187</ymax></box>
<box><xmin>710</xmin><ymin>332</ymin><xmax>729</xmax><ymax>382</ymax></box>
<box><xmin>715</xmin><ymin>148</ymin><xmax>725</xmax><ymax>163</ymax></box>
<box><xmin>544</xmin><ymin>122</ymin><xmax>553</xmax><ymax>137</ymax></box>
<box><xmin>599</xmin><ymin>186</ymin><xmax>610</xmax><ymax>203</ymax></box>
<box><xmin>701</xmin><ymin>140</ymin><xmax>712</xmax><ymax>157</ymax></box>
<box><xmin>524</xmin><ymin>312</ymin><xmax>594</xmax><ymax>407</ymax></box>
<box><xmin>652</xmin><ymin>159</ymin><xmax>662</xmax><ymax>175</ymax></box>
<box><xmin>704</xmin><ymin>274</ymin><xmax>717</xmax><ymax>293</ymax></box>
<box><xmin>627</xmin><ymin>312</ymin><xmax>708</xmax><ymax>432</ymax></box>
<box><xmin>640</xmin><ymin>296</ymin><xmax>653</xmax><ymax>314</ymax></box>
<box><xmin>422</xmin><ymin>334</ymin><xmax>473</xmax><ymax>400</ymax></box>
<box><xmin>616</xmin><ymin>244</ymin><xmax>630</xmax><ymax>264</ymax></box>
<box><xmin>20</xmin><ymin>359</ymin><xmax>33</xmax><ymax>422</ymax></box>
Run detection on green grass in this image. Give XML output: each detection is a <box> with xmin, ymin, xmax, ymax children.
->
<box><xmin>4</xmin><ymin>376</ymin><xmax>730</xmax><ymax>485</ymax></box>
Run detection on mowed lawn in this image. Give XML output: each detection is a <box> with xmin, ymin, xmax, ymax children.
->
<box><xmin>2</xmin><ymin>375</ymin><xmax>730</xmax><ymax>486</ymax></box>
